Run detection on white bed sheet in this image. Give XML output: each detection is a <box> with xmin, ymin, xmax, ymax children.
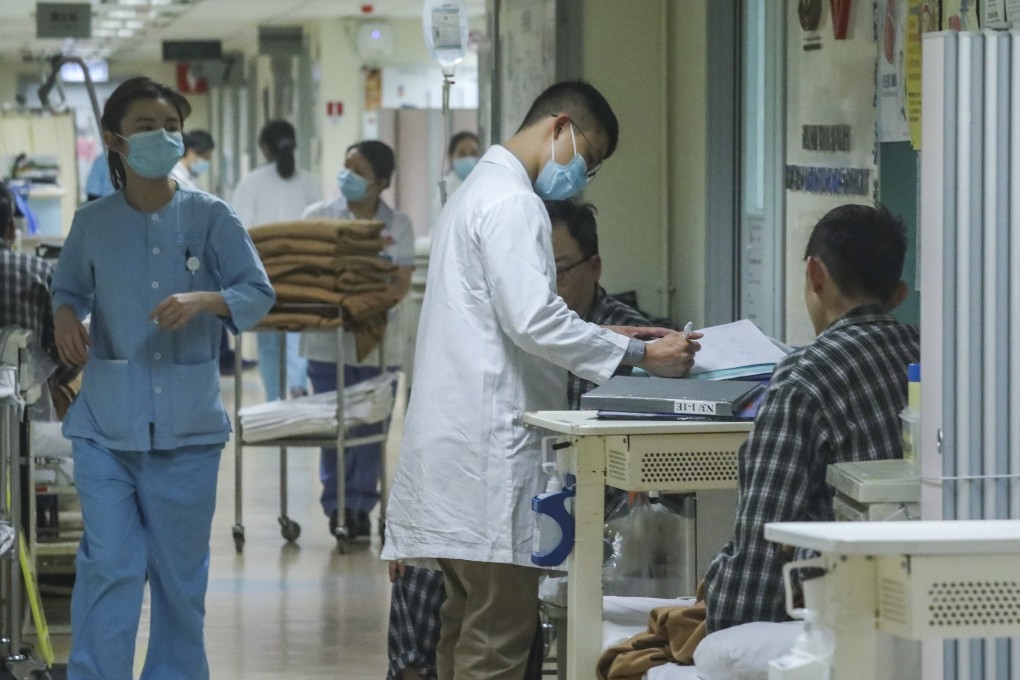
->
<box><xmin>601</xmin><ymin>595</ymin><xmax>804</xmax><ymax>680</ymax></box>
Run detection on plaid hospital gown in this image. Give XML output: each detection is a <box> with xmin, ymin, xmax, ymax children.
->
<box><xmin>703</xmin><ymin>305</ymin><xmax>919</xmax><ymax>632</ymax></box>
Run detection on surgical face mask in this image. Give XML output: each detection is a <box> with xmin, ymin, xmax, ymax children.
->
<box><xmin>452</xmin><ymin>156</ymin><xmax>478</xmax><ymax>180</ymax></box>
<box><xmin>190</xmin><ymin>158</ymin><xmax>210</xmax><ymax>177</ymax></box>
<box><xmin>338</xmin><ymin>168</ymin><xmax>370</xmax><ymax>202</ymax></box>
<box><xmin>533</xmin><ymin>125</ymin><xmax>588</xmax><ymax>201</ymax></box>
<box><xmin>118</xmin><ymin>129</ymin><xmax>185</xmax><ymax>179</ymax></box>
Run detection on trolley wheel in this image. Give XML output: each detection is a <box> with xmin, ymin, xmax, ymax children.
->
<box><xmin>280</xmin><ymin>517</ymin><xmax>301</xmax><ymax>543</ymax></box>
<box><xmin>232</xmin><ymin>525</ymin><xmax>245</xmax><ymax>553</ymax></box>
<box><xmin>333</xmin><ymin>525</ymin><xmax>349</xmax><ymax>554</ymax></box>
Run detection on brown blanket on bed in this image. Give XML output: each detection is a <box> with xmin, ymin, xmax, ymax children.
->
<box><xmin>596</xmin><ymin>586</ymin><xmax>707</xmax><ymax>680</ymax></box>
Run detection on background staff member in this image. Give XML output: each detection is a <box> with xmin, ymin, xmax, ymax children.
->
<box><xmin>171</xmin><ymin>129</ymin><xmax>215</xmax><ymax>190</ymax></box>
<box><xmin>52</xmin><ymin>76</ymin><xmax>274</xmax><ymax>680</ymax></box>
<box><xmin>300</xmin><ymin>139</ymin><xmax>414</xmax><ymax>539</ymax></box>
<box><xmin>231</xmin><ymin>119</ymin><xmax>322</xmax><ymax>401</ymax></box>
<box><xmin>382</xmin><ymin>80</ymin><xmax>701</xmax><ymax>680</ymax></box>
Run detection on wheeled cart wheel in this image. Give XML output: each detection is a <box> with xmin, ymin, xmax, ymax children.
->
<box><xmin>280</xmin><ymin>517</ymin><xmax>301</xmax><ymax>542</ymax></box>
<box><xmin>333</xmin><ymin>525</ymin><xmax>349</xmax><ymax>554</ymax></box>
<box><xmin>232</xmin><ymin>524</ymin><xmax>245</xmax><ymax>553</ymax></box>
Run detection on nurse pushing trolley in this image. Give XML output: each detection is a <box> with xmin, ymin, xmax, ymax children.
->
<box><xmin>51</xmin><ymin>77</ymin><xmax>275</xmax><ymax>680</ymax></box>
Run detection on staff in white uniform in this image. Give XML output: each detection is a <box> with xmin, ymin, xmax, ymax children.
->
<box><xmin>382</xmin><ymin>80</ymin><xmax>702</xmax><ymax>679</ymax></box>
<box><xmin>231</xmin><ymin>120</ymin><xmax>322</xmax><ymax>401</ymax></box>
<box><xmin>170</xmin><ymin>129</ymin><xmax>214</xmax><ymax>191</ymax></box>
<box><xmin>300</xmin><ymin>140</ymin><xmax>414</xmax><ymax>539</ymax></box>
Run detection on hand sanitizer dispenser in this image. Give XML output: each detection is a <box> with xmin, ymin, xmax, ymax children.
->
<box><xmin>531</xmin><ymin>439</ymin><xmax>575</xmax><ymax>568</ymax></box>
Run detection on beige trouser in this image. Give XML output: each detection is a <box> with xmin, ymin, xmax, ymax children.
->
<box><xmin>436</xmin><ymin>558</ymin><xmax>541</xmax><ymax>680</ymax></box>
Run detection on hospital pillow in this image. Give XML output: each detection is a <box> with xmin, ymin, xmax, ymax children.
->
<box><xmin>693</xmin><ymin>621</ymin><xmax>803</xmax><ymax>680</ymax></box>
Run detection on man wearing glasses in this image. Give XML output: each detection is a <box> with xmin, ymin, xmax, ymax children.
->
<box><xmin>383</xmin><ymin>80</ymin><xmax>700</xmax><ymax>679</ymax></box>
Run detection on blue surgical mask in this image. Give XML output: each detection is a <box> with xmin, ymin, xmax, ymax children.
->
<box><xmin>338</xmin><ymin>169</ymin><xmax>369</xmax><ymax>202</ymax></box>
<box><xmin>190</xmin><ymin>158</ymin><xmax>210</xmax><ymax>177</ymax></box>
<box><xmin>452</xmin><ymin>156</ymin><xmax>478</xmax><ymax>180</ymax></box>
<box><xmin>118</xmin><ymin>129</ymin><xmax>184</xmax><ymax>179</ymax></box>
<box><xmin>533</xmin><ymin>125</ymin><xmax>588</xmax><ymax>201</ymax></box>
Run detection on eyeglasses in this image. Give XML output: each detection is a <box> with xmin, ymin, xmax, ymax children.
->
<box><xmin>569</xmin><ymin>120</ymin><xmax>604</xmax><ymax>180</ymax></box>
<box><xmin>556</xmin><ymin>256</ymin><xmax>593</xmax><ymax>279</ymax></box>
<box><xmin>551</xmin><ymin>115</ymin><xmax>604</xmax><ymax>180</ymax></box>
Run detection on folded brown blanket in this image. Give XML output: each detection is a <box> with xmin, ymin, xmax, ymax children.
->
<box><xmin>334</xmin><ymin>255</ymin><xmax>400</xmax><ymax>273</ymax></box>
<box><xmin>273</xmin><ymin>282</ymin><xmax>346</xmax><ymax>305</ymax></box>
<box><xmin>336</xmin><ymin>279</ymin><xmax>389</xmax><ymax>294</ymax></box>
<box><xmin>256</xmin><ymin>238</ymin><xmax>338</xmax><ymax>259</ymax></box>
<box><xmin>249</xmin><ymin>219</ymin><xmax>384</xmax><ymax>243</ymax></box>
<box><xmin>596</xmin><ymin>590</ymin><xmax>707</xmax><ymax>680</ymax></box>
<box><xmin>258</xmin><ymin>312</ymin><xmax>344</xmax><ymax>330</ymax></box>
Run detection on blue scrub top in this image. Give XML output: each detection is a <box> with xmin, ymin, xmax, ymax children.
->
<box><xmin>53</xmin><ymin>186</ymin><xmax>275</xmax><ymax>452</ymax></box>
<box><xmin>85</xmin><ymin>153</ymin><xmax>116</xmax><ymax>198</ymax></box>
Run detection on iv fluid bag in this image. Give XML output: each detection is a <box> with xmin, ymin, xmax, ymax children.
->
<box><xmin>422</xmin><ymin>0</ymin><xmax>469</xmax><ymax>76</ymax></box>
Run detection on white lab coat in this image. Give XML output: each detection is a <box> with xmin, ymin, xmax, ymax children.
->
<box><xmin>170</xmin><ymin>161</ymin><xmax>198</xmax><ymax>190</ymax></box>
<box><xmin>382</xmin><ymin>145</ymin><xmax>629</xmax><ymax>567</ymax></box>
<box><xmin>230</xmin><ymin>163</ymin><xmax>323</xmax><ymax>229</ymax></box>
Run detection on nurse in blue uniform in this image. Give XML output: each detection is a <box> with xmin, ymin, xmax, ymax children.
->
<box><xmin>52</xmin><ymin>77</ymin><xmax>275</xmax><ymax>680</ymax></box>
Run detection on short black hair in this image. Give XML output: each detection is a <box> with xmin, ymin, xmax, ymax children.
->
<box><xmin>448</xmin><ymin>130</ymin><xmax>479</xmax><ymax>158</ymax></box>
<box><xmin>545</xmin><ymin>199</ymin><xmax>599</xmax><ymax>260</ymax></box>
<box><xmin>346</xmin><ymin>140</ymin><xmax>396</xmax><ymax>184</ymax></box>
<box><xmin>804</xmin><ymin>203</ymin><xmax>907</xmax><ymax>303</ymax></box>
<box><xmin>183</xmin><ymin>129</ymin><xmax>214</xmax><ymax>154</ymax></box>
<box><xmin>517</xmin><ymin>80</ymin><xmax>619</xmax><ymax>159</ymax></box>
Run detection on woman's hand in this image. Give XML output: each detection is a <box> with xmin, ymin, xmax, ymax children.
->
<box><xmin>150</xmin><ymin>292</ymin><xmax>228</xmax><ymax>331</ymax></box>
<box><xmin>53</xmin><ymin>305</ymin><xmax>92</xmax><ymax>366</ymax></box>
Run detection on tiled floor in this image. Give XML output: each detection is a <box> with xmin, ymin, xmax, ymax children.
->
<box><xmin>40</xmin><ymin>368</ymin><xmax>396</xmax><ymax>678</ymax></box>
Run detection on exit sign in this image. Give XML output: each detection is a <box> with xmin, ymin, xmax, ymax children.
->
<box><xmin>36</xmin><ymin>2</ymin><xmax>91</xmax><ymax>39</ymax></box>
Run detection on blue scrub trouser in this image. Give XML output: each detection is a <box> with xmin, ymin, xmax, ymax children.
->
<box><xmin>307</xmin><ymin>360</ymin><xmax>388</xmax><ymax>516</ymax></box>
<box><xmin>256</xmin><ymin>331</ymin><xmax>307</xmax><ymax>401</ymax></box>
<box><xmin>68</xmin><ymin>438</ymin><xmax>221</xmax><ymax>680</ymax></box>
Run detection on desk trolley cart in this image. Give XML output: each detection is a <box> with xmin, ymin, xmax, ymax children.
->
<box><xmin>231</xmin><ymin>304</ymin><xmax>389</xmax><ymax>554</ymax></box>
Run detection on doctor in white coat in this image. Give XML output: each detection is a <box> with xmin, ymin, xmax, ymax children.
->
<box><xmin>383</xmin><ymin>81</ymin><xmax>702</xmax><ymax>680</ymax></box>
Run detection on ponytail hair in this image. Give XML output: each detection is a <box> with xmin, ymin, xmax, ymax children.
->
<box><xmin>259</xmin><ymin>120</ymin><xmax>297</xmax><ymax>179</ymax></box>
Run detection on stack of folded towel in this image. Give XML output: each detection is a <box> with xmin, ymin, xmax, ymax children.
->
<box><xmin>249</xmin><ymin>219</ymin><xmax>400</xmax><ymax>359</ymax></box>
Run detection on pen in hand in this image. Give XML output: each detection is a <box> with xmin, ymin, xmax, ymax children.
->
<box><xmin>682</xmin><ymin>321</ymin><xmax>694</xmax><ymax>339</ymax></box>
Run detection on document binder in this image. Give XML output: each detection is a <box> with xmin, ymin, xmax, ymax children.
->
<box><xmin>580</xmin><ymin>375</ymin><xmax>764</xmax><ymax>418</ymax></box>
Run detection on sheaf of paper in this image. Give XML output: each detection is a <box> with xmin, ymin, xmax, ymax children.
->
<box><xmin>688</xmin><ymin>319</ymin><xmax>788</xmax><ymax>375</ymax></box>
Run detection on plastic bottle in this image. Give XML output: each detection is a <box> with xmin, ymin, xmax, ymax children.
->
<box><xmin>900</xmin><ymin>363</ymin><xmax>921</xmax><ymax>476</ymax></box>
<box><xmin>531</xmin><ymin>461</ymin><xmax>575</xmax><ymax>567</ymax></box>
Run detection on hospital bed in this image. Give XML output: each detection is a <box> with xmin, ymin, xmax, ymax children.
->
<box><xmin>232</xmin><ymin>303</ymin><xmax>394</xmax><ymax>554</ymax></box>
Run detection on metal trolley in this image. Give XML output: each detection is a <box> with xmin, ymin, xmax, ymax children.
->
<box><xmin>231</xmin><ymin>304</ymin><xmax>390</xmax><ymax>554</ymax></box>
<box><xmin>0</xmin><ymin>329</ymin><xmax>52</xmax><ymax>680</ymax></box>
